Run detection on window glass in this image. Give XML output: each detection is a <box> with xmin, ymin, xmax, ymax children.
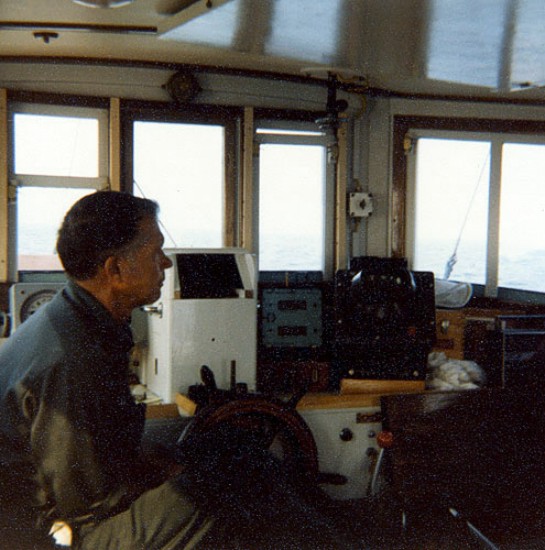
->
<box><xmin>499</xmin><ymin>143</ymin><xmax>545</xmax><ymax>292</ymax></box>
<box><xmin>14</xmin><ymin>113</ymin><xmax>99</xmax><ymax>177</ymax></box>
<box><xmin>12</xmin><ymin>106</ymin><xmax>105</xmax><ymax>273</ymax></box>
<box><xmin>258</xmin><ymin>143</ymin><xmax>325</xmax><ymax>271</ymax></box>
<box><xmin>17</xmin><ymin>187</ymin><xmax>91</xmax><ymax>271</ymax></box>
<box><xmin>133</xmin><ymin>121</ymin><xmax>224</xmax><ymax>248</ymax></box>
<box><xmin>413</xmin><ymin>138</ymin><xmax>490</xmax><ymax>284</ymax></box>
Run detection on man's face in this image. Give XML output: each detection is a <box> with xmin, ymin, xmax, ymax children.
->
<box><xmin>117</xmin><ymin>216</ymin><xmax>173</xmax><ymax>309</ymax></box>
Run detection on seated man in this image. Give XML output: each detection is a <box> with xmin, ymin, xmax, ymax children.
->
<box><xmin>0</xmin><ymin>191</ymin><xmax>354</xmax><ymax>549</ymax></box>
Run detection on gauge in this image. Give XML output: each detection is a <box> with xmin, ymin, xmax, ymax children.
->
<box><xmin>20</xmin><ymin>289</ymin><xmax>59</xmax><ymax>323</ymax></box>
<box><xmin>10</xmin><ymin>283</ymin><xmax>65</xmax><ymax>331</ymax></box>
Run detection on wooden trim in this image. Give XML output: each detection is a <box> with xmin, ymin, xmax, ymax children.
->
<box><xmin>223</xmin><ymin>120</ymin><xmax>237</xmax><ymax>247</ymax></box>
<box><xmin>175</xmin><ymin>391</ymin><xmax>381</xmax><ymax>414</ymax></box>
<box><xmin>120</xmin><ymin>99</ymin><xmax>242</xmax><ymax>122</ymax></box>
<box><xmin>0</xmin><ymin>89</ymin><xmax>8</xmax><ymax>282</ymax></box>
<box><xmin>109</xmin><ymin>98</ymin><xmax>121</xmax><ymax>191</ymax></box>
<box><xmin>391</xmin><ymin>115</ymin><xmax>545</xmax><ymax>258</ymax></box>
<box><xmin>340</xmin><ymin>379</ymin><xmax>426</xmax><ymax>395</ymax></box>
<box><xmin>175</xmin><ymin>392</ymin><xmax>197</xmax><ymax>416</ymax></box>
<box><xmin>8</xmin><ymin>89</ymin><xmax>109</xmax><ymax>109</ymax></box>
<box><xmin>297</xmin><ymin>392</ymin><xmax>381</xmax><ymax>410</ymax></box>
<box><xmin>145</xmin><ymin>403</ymin><xmax>181</xmax><ymax>419</ymax></box>
<box><xmin>391</xmin><ymin>114</ymin><xmax>545</xmax><ymax>259</ymax></box>
<box><xmin>240</xmin><ymin>107</ymin><xmax>254</xmax><ymax>252</ymax></box>
<box><xmin>394</xmin><ymin>114</ymin><xmax>545</xmax><ymax>135</ymax></box>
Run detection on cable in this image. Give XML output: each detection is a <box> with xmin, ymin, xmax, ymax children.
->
<box><xmin>444</xmin><ymin>149</ymin><xmax>490</xmax><ymax>279</ymax></box>
<box><xmin>133</xmin><ymin>179</ymin><xmax>178</xmax><ymax>247</ymax></box>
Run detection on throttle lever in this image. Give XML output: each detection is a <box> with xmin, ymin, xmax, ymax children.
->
<box><xmin>285</xmin><ymin>385</ymin><xmax>308</xmax><ymax>410</ymax></box>
<box><xmin>200</xmin><ymin>365</ymin><xmax>217</xmax><ymax>389</ymax></box>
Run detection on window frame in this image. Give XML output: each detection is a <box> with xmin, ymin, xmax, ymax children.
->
<box><xmin>7</xmin><ymin>100</ymin><xmax>109</xmax><ymax>278</ymax></box>
<box><xmin>395</xmin><ymin>115</ymin><xmax>545</xmax><ymax>304</ymax></box>
<box><xmin>254</xmin><ymin>119</ymin><xmax>334</xmax><ymax>278</ymax></box>
<box><xmin>10</xmin><ymin>101</ymin><xmax>109</xmax><ymax>190</ymax></box>
<box><xmin>120</xmin><ymin>101</ymin><xmax>241</xmax><ymax>248</ymax></box>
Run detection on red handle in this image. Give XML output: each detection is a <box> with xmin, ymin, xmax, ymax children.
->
<box><xmin>377</xmin><ymin>430</ymin><xmax>394</xmax><ymax>449</ymax></box>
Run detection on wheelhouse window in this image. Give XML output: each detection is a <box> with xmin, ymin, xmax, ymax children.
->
<box><xmin>132</xmin><ymin>121</ymin><xmax>225</xmax><ymax>248</ymax></box>
<box><xmin>498</xmin><ymin>143</ymin><xmax>545</xmax><ymax>293</ymax></box>
<box><xmin>11</xmin><ymin>103</ymin><xmax>108</xmax><ymax>272</ymax></box>
<box><xmin>256</xmin><ymin>123</ymin><xmax>331</xmax><ymax>275</ymax></box>
<box><xmin>403</xmin><ymin>123</ymin><xmax>545</xmax><ymax>300</ymax></box>
<box><xmin>410</xmin><ymin>137</ymin><xmax>490</xmax><ymax>285</ymax></box>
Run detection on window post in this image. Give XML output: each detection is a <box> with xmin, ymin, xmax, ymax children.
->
<box><xmin>241</xmin><ymin>107</ymin><xmax>254</xmax><ymax>252</ymax></box>
<box><xmin>334</xmin><ymin>123</ymin><xmax>348</xmax><ymax>272</ymax></box>
<box><xmin>0</xmin><ymin>89</ymin><xmax>8</xmax><ymax>282</ymax></box>
<box><xmin>485</xmin><ymin>139</ymin><xmax>502</xmax><ymax>297</ymax></box>
<box><xmin>109</xmin><ymin>98</ymin><xmax>121</xmax><ymax>192</ymax></box>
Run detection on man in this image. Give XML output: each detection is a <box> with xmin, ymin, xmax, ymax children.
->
<box><xmin>0</xmin><ymin>191</ymin><xmax>214</xmax><ymax>549</ymax></box>
<box><xmin>0</xmin><ymin>191</ymin><xmax>356</xmax><ymax>549</ymax></box>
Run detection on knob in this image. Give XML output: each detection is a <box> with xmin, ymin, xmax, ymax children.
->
<box><xmin>339</xmin><ymin>428</ymin><xmax>353</xmax><ymax>442</ymax></box>
<box><xmin>141</xmin><ymin>303</ymin><xmax>163</xmax><ymax>317</ymax></box>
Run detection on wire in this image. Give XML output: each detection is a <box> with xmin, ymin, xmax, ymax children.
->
<box><xmin>132</xmin><ymin>179</ymin><xmax>178</xmax><ymax>247</ymax></box>
<box><xmin>444</xmin><ymin>150</ymin><xmax>490</xmax><ymax>280</ymax></box>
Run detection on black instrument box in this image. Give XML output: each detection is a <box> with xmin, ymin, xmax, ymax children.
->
<box><xmin>333</xmin><ymin>257</ymin><xmax>436</xmax><ymax>384</ymax></box>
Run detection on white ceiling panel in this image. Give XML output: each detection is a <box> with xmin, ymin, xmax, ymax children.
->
<box><xmin>1</xmin><ymin>0</ymin><xmax>545</xmax><ymax>100</ymax></box>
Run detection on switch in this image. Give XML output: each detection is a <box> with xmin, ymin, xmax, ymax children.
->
<box><xmin>349</xmin><ymin>192</ymin><xmax>373</xmax><ymax>218</ymax></box>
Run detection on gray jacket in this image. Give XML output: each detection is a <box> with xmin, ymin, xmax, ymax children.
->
<box><xmin>0</xmin><ymin>281</ymin><xmax>149</xmax><ymax>529</ymax></box>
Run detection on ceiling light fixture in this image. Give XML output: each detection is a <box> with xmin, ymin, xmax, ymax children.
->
<box><xmin>72</xmin><ymin>0</ymin><xmax>135</xmax><ymax>8</ymax></box>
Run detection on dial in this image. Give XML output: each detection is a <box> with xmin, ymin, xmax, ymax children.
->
<box><xmin>20</xmin><ymin>290</ymin><xmax>59</xmax><ymax>323</ymax></box>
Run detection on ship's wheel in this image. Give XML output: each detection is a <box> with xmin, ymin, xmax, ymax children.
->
<box><xmin>175</xmin><ymin>366</ymin><xmax>344</xmax><ymax>488</ymax></box>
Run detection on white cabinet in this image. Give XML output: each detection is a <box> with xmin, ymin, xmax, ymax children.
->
<box><xmin>143</xmin><ymin>248</ymin><xmax>257</xmax><ymax>403</ymax></box>
<box><xmin>300</xmin><ymin>406</ymin><xmax>383</xmax><ymax>499</ymax></box>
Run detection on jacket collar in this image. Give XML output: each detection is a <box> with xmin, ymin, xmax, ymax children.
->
<box><xmin>63</xmin><ymin>280</ymin><xmax>134</xmax><ymax>354</ymax></box>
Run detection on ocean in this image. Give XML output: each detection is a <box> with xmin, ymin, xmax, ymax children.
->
<box><xmin>17</xmin><ymin>224</ymin><xmax>545</xmax><ymax>294</ymax></box>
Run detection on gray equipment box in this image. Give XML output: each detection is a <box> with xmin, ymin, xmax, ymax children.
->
<box><xmin>261</xmin><ymin>287</ymin><xmax>323</xmax><ymax>348</ymax></box>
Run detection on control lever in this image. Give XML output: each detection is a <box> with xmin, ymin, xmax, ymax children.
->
<box><xmin>369</xmin><ymin>430</ymin><xmax>393</xmax><ymax>496</ymax></box>
<box><xmin>200</xmin><ymin>365</ymin><xmax>217</xmax><ymax>391</ymax></box>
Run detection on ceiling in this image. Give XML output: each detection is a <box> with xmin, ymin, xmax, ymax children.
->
<box><xmin>2</xmin><ymin>0</ymin><xmax>545</xmax><ymax>101</ymax></box>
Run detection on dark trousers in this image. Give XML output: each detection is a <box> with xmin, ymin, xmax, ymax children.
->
<box><xmin>0</xmin><ymin>470</ymin><xmax>357</xmax><ymax>550</ymax></box>
<box><xmin>1</xmin><ymin>416</ymin><xmax>360</xmax><ymax>550</ymax></box>
<box><xmin>77</xmin><ymin>454</ymin><xmax>357</xmax><ymax>550</ymax></box>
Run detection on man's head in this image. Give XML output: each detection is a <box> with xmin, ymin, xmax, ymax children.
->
<box><xmin>57</xmin><ymin>191</ymin><xmax>173</xmax><ymax>318</ymax></box>
<box><xmin>57</xmin><ymin>191</ymin><xmax>159</xmax><ymax>279</ymax></box>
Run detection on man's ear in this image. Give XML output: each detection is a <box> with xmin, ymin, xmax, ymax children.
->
<box><xmin>103</xmin><ymin>255</ymin><xmax>123</xmax><ymax>282</ymax></box>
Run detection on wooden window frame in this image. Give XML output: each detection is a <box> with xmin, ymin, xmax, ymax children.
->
<box><xmin>121</xmin><ymin>101</ymin><xmax>242</xmax><ymax>248</ymax></box>
<box><xmin>394</xmin><ymin>115</ymin><xmax>545</xmax><ymax>302</ymax></box>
